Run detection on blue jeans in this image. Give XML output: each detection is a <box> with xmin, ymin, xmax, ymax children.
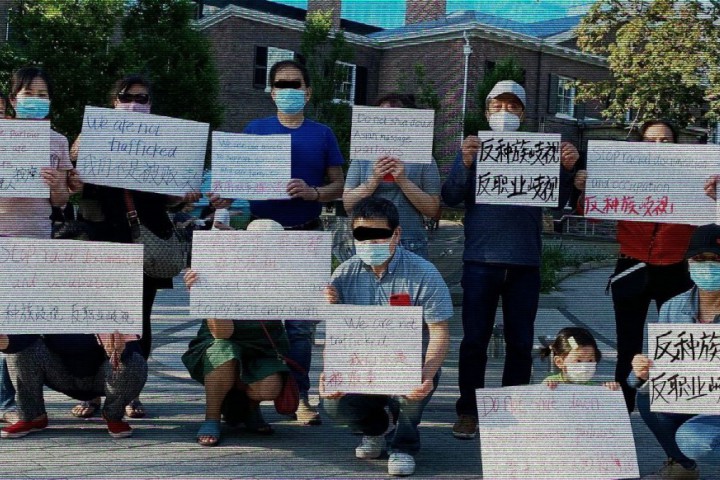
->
<box><xmin>638</xmin><ymin>393</ymin><xmax>720</xmax><ymax>470</ymax></box>
<box><xmin>0</xmin><ymin>354</ymin><xmax>16</xmax><ymax>412</ymax></box>
<box><xmin>323</xmin><ymin>370</ymin><xmax>440</xmax><ymax>455</ymax></box>
<box><xmin>456</xmin><ymin>262</ymin><xmax>540</xmax><ymax>416</ymax></box>
<box><xmin>284</xmin><ymin>320</ymin><xmax>315</xmax><ymax>398</ymax></box>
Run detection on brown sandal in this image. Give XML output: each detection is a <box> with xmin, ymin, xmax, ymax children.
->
<box><xmin>71</xmin><ymin>399</ymin><xmax>101</xmax><ymax>419</ymax></box>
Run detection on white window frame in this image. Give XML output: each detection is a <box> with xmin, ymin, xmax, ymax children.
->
<box><xmin>265</xmin><ymin>46</ymin><xmax>296</xmax><ymax>93</ymax></box>
<box><xmin>333</xmin><ymin>61</ymin><xmax>357</xmax><ymax>104</ymax></box>
<box><xmin>714</xmin><ymin>123</ymin><xmax>720</xmax><ymax>145</ymax></box>
<box><xmin>556</xmin><ymin>75</ymin><xmax>576</xmax><ymax>118</ymax></box>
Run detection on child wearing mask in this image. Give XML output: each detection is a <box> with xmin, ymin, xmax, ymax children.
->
<box><xmin>541</xmin><ymin>327</ymin><xmax>620</xmax><ymax>390</ymax></box>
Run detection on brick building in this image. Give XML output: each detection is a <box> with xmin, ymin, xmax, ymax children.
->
<box><xmin>197</xmin><ymin>0</ymin><xmax>631</xmax><ymax>162</ymax></box>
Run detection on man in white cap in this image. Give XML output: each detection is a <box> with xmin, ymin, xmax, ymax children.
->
<box><xmin>442</xmin><ymin>79</ymin><xmax>580</xmax><ymax>439</ymax></box>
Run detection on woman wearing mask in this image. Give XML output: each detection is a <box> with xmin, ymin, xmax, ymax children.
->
<box><xmin>628</xmin><ymin>224</ymin><xmax>720</xmax><ymax>480</ymax></box>
<box><xmin>0</xmin><ymin>67</ymin><xmax>71</xmax><ymax>425</ymax></box>
<box><xmin>68</xmin><ymin>75</ymin><xmax>201</xmax><ymax>419</ymax></box>
<box><xmin>574</xmin><ymin>120</ymin><xmax>695</xmax><ymax>414</ymax></box>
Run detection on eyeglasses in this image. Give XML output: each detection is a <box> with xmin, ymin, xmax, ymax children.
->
<box><xmin>690</xmin><ymin>254</ymin><xmax>720</xmax><ymax>262</ymax></box>
<box><xmin>117</xmin><ymin>93</ymin><xmax>150</xmax><ymax>105</ymax></box>
<box><xmin>273</xmin><ymin>80</ymin><xmax>303</xmax><ymax>90</ymax></box>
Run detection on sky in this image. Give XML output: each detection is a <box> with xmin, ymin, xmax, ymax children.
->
<box><xmin>272</xmin><ymin>0</ymin><xmax>597</xmax><ymax>27</ymax></box>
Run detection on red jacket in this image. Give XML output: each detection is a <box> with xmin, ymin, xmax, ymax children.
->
<box><xmin>616</xmin><ymin>221</ymin><xmax>695</xmax><ymax>265</ymax></box>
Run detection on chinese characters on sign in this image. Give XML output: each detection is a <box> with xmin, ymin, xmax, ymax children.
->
<box><xmin>474</xmin><ymin>133</ymin><xmax>561</xmax><ymax>207</ymax></box>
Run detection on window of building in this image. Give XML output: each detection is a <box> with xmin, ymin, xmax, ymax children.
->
<box><xmin>556</xmin><ymin>75</ymin><xmax>575</xmax><ymax>117</ymax></box>
<box><xmin>333</xmin><ymin>61</ymin><xmax>357</xmax><ymax>104</ymax></box>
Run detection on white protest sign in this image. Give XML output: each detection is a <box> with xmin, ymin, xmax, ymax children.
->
<box><xmin>476</xmin><ymin>385</ymin><xmax>638</xmax><ymax>480</ymax></box>
<box><xmin>474</xmin><ymin>132</ymin><xmax>561</xmax><ymax>207</ymax></box>
<box><xmin>350</xmin><ymin>106</ymin><xmax>435</xmax><ymax>164</ymax></box>
<box><xmin>189</xmin><ymin>230</ymin><xmax>331</xmax><ymax>320</ymax></box>
<box><xmin>585</xmin><ymin>140</ymin><xmax>720</xmax><ymax>225</ymax></box>
<box><xmin>0</xmin><ymin>120</ymin><xmax>51</xmax><ymax>198</ymax></box>
<box><xmin>0</xmin><ymin>238</ymin><xmax>143</xmax><ymax>334</ymax></box>
<box><xmin>210</xmin><ymin>132</ymin><xmax>291</xmax><ymax>200</ymax></box>
<box><xmin>76</xmin><ymin>106</ymin><xmax>209</xmax><ymax>196</ymax></box>
<box><xmin>323</xmin><ymin>305</ymin><xmax>423</xmax><ymax>395</ymax></box>
<box><xmin>648</xmin><ymin>324</ymin><xmax>720</xmax><ymax>414</ymax></box>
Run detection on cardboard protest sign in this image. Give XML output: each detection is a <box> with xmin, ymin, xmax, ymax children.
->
<box><xmin>648</xmin><ymin>324</ymin><xmax>720</xmax><ymax>414</ymax></box>
<box><xmin>323</xmin><ymin>305</ymin><xmax>423</xmax><ymax>395</ymax></box>
<box><xmin>0</xmin><ymin>120</ymin><xmax>51</xmax><ymax>198</ymax></box>
<box><xmin>476</xmin><ymin>385</ymin><xmax>639</xmax><ymax>479</ymax></box>
<box><xmin>0</xmin><ymin>238</ymin><xmax>143</xmax><ymax>334</ymax></box>
<box><xmin>189</xmin><ymin>230</ymin><xmax>331</xmax><ymax>320</ymax></box>
<box><xmin>210</xmin><ymin>132</ymin><xmax>291</xmax><ymax>200</ymax></box>
<box><xmin>350</xmin><ymin>106</ymin><xmax>435</xmax><ymax>164</ymax></box>
<box><xmin>76</xmin><ymin>106</ymin><xmax>208</xmax><ymax>196</ymax></box>
<box><xmin>585</xmin><ymin>140</ymin><xmax>719</xmax><ymax>225</ymax></box>
<box><xmin>474</xmin><ymin>132</ymin><xmax>561</xmax><ymax>207</ymax></box>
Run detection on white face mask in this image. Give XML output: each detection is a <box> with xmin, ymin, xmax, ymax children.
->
<box><xmin>488</xmin><ymin>111</ymin><xmax>521</xmax><ymax>132</ymax></box>
<box><xmin>564</xmin><ymin>362</ymin><xmax>597</xmax><ymax>383</ymax></box>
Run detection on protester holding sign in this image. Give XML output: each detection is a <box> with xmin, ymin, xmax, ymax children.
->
<box><xmin>540</xmin><ymin>327</ymin><xmax>619</xmax><ymax>390</ymax></box>
<box><xmin>441</xmin><ymin>80</ymin><xmax>579</xmax><ymax>439</ymax></box>
<box><xmin>321</xmin><ymin>197</ymin><xmax>452</xmax><ymax>477</ymax></box>
<box><xmin>343</xmin><ymin>94</ymin><xmax>441</xmax><ymax>259</ymax></box>
<box><xmin>0</xmin><ymin>67</ymin><xmax>72</xmax><ymax>426</ymax></box>
<box><xmin>0</xmin><ymin>332</ymin><xmax>147</xmax><ymax>439</ymax></box>
<box><xmin>238</xmin><ymin>59</ymin><xmax>345</xmax><ymax>426</ymax></box>
<box><xmin>67</xmin><ymin>75</ymin><xmax>202</xmax><ymax>419</ymax></box>
<box><xmin>626</xmin><ymin>224</ymin><xmax>720</xmax><ymax>479</ymax></box>
<box><xmin>575</xmin><ymin>120</ymin><xmax>696</xmax><ymax>413</ymax></box>
<box><xmin>182</xmin><ymin>219</ymin><xmax>291</xmax><ymax>447</ymax></box>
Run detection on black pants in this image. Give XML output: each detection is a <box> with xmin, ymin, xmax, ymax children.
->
<box><xmin>612</xmin><ymin>257</ymin><xmax>693</xmax><ymax>412</ymax></box>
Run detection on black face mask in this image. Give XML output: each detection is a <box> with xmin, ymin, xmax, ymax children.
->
<box><xmin>352</xmin><ymin>226</ymin><xmax>393</xmax><ymax>242</ymax></box>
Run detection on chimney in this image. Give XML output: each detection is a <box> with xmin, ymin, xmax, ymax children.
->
<box><xmin>406</xmin><ymin>0</ymin><xmax>447</xmax><ymax>25</ymax></box>
<box><xmin>307</xmin><ymin>0</ymin><xmax>341</xmax><ymax>30</ymax></box>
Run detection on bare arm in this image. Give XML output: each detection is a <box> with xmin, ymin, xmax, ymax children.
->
<box><xmin>318</xmin><ymin>165</ymin><xmax>345</xmax><ymax>203</ymax></box>
<box><xmin>207</xmin><ymin>319</ymin><xmax>234</xmax><ymax>340</ymax></box>
<box><xmin>394</xmin><ymin>160</ymin><xmax>441</xmax><ymax>218</ymax></box>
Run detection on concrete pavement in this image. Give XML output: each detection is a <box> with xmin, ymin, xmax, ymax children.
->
<box><xmin>0</xmin><ymin>223</ymin><xmax>713</xmax><ymax>479</ymax></box>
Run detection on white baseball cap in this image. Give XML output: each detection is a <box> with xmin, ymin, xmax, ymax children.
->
<box><xmin>247</xmin><ymin>219</ymin><xmax>284</xmax><ymax>232</ymax></box>
<box><xmin>486</xmin><ymin>80</ymin><xmax>526</xmax><ymax>109</ymax></box>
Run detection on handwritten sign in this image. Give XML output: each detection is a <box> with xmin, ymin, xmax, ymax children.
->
<box><xmin>474</xmin><ymin>132</ymin><xmax>561</xmax><ymax>206</ymax></box>
<box><xmin>324</xmin><ymin>305</ymin><xmax>423</xmax><ymax>395</ymax></box>
<box><xmin>648</xmin><ymin>324</ymin><xmax>720</xmax><ymax>414</ymax></box>
<box><xmin>76</xmin><ymin>106</ymin><xmax>209</xmax><ymax>196</ymax></box>
<box><xmin>585</xmin><ymin>141</ymin><xmax>720</xmax><ymax>225</ymax></box>
<box><xmin>189</xmin><ymin>230</ymin><xmax>331</xmax><ymax>320</ymax></box>
<box><xmin>0</xmin><ymin>120</ymin><xmax>51</xmax><ymax>198</ymax></box>
<box><xmin>0</xmin><ymin>238</ymin><xmax>143</xmax><ymax>334</ymax></box>
<box><xmin>350</xmin><ymin>106</ymin><xmax>434</xmax><ymax>164</ymax></box>
<box><xmin>210</xmin><ymin>132</ymin><xmax>291</xmax><ymax>200</ymax></box>
<box><xmin>476</xmin><ymin>385</ymin><xmax>638</xmax><ymax>479</ymax></box>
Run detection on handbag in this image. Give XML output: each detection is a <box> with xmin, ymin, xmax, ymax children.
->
<box><xmin>124</xmin><ymin>190</ymin><xmax>187</xmax><ymax>279</ymax></box>
<box><xmin>260</xmin><ymin>321</ymin><xmax>305</xmax><ymax>415</ymax></box>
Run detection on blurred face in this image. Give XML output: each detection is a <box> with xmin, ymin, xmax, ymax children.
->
<box><xmin>486</xmin><ymin>94</ymin><xmax>524</xmax><ymax>118</ymax></box>
<box><xmin>270</xmin><ymin>66</ymin><xmax>310</xmax><ymax>103</ymax></box>
<box><xmin>556</xmin><ymin>346</ymin><xmax>597</xmax><ymax>368</ymax></box>
<box><xmin>114</xmin><ymin>83</ymin><xmax>151</xmax><ymax>111</ymax></box>
<box><xmin>15</xmin><ymin>76</ymin><xmax>49</xmax><ymax>101</ymax></box>
<box><xmin>642</xmin><ymin>123</ymin><xmax>674</xmax><ymax>143</ymax></box>
<box><xmin>352</xmin><ymin>217</ymin><xmax>401</xmax><ymax>266</ymax></box>
<box><xmin>688</xmin><ymin>252</ymin><xmax>720</xmax><ymax>293</ymax></box>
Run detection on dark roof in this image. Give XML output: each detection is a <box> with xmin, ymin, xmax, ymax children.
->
<box><xmin>369</xmin><ymin>11</ymin><xmax>583</xmax><ymax>40</ymax></box>
<box><xmin>201</xmin><ymin>0</ymin><xmax>383</xmax><ymax>35</ymax></box>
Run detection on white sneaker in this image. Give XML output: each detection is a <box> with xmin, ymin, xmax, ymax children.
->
<box><xmin>355</xmin><ymin>435</ymin><xmax>385</xmax><ymax>459</ymax></box>
<box><xmin>388</xmin><ymin>452</ymin><xmax>415</xmax><ymax>476</ymax></box>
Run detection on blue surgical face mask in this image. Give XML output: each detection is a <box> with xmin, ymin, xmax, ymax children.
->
<box><xmin>689</xmin><ymin>261</ymin><xmax>720</xmax><ymax>291</ymax></box>
<box><xmin>15</xmin><ymin>97</ymin><xmax>50</xmax><ymax>119</ymax></box>
<box><xmin>355</xmin><ymin>241</ymin><xmax>392</xmax><ymax>267</ymax></box>
<box><xmin>274</xmin><ymin>89</ymin><xmax>306</xmax><ymax>115</ymax></box>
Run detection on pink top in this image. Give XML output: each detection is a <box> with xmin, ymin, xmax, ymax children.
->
<box><xmin>0</xmin><ymin>130</ymin><xmax>72</xmax><ymax>238</ymax></box>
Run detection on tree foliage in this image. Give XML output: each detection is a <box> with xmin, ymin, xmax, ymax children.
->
<box><xmin>300</xmin><ymin>10</ymin><xmax>354</xmax><ymax>162</ymax></box>
<box><xmin>575</xmin><ymin>0</ymin><xmax>720</xmax><ymax>128</ymax></box>
<box><xmin>464</xmin><ymin>57</ymin><xmax>525</xmax><ymax>136</ymax></box>
<box><xmin>0</xmin><ymin>0</ymin><xmax>223</xmax><ymax>142</ymax></box>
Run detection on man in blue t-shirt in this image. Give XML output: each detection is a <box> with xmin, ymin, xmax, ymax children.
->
<box><xmin>242</xmin><ymin>60</ymin><xmax>345</xmax><ymax>425</ymax></box>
